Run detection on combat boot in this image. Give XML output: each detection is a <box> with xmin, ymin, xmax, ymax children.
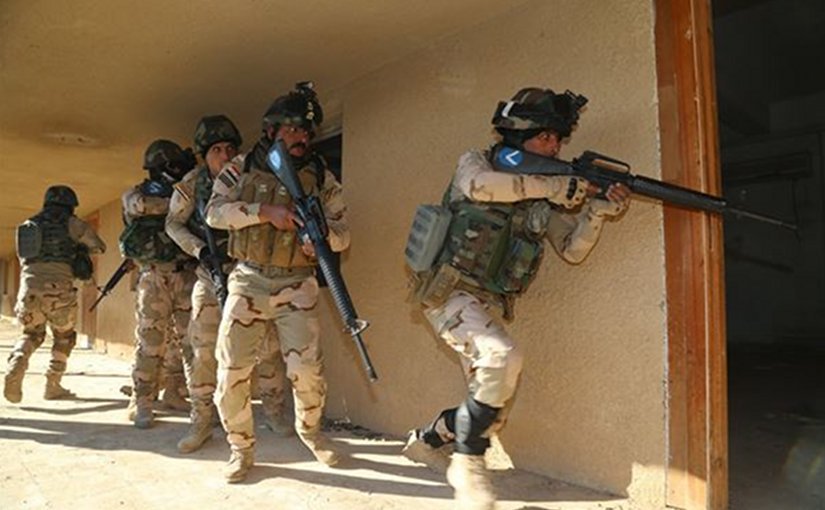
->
<box><xmin>223</xmin><ymin>447</ymin><xmax>254</xmax><ymax>483</ymax></box>
<box><xmin>446</xmin><ymin>453</ymin><xmax>496</xmax><ymax>510</ymax></box>
<box><xmin>177</xmin><ymin>405</ymin><xmax>214</xmax><ymax>453</ymax></box>
<box><xmin>160</xmin><ymin>375</ymin><xmax>190</xmax><ymax>412</ymax></box>
<box><xmin>133</xmin><ymin>399</ymin><xmax>155</xmax><ymax>429</ymax></box>
<box><xmin>43</xmin><ymin>372</ymin><xmax>75</xmax><ymax>400</ymax></box>
<box><xmin>402</xmin><ymin>430</ymin><xmax>451</xmax><ymax>473</ymax></box>
<box><xmin>126</xmin><ymin>393</ymin><xmax>137</xmax><ymax>421</ymax></box>
<box><xmin>299</xmin><ymin>431</ymin><xmax>342</xmax><ymax>467</ymax></box>
<box><xmin>3</xmin><ymin>363</ymin><xmax>25</xmax><ymax>403</ymax></box>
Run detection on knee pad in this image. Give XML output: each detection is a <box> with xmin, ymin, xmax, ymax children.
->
<box><xmin>455</xmin><ymin>397</ymin><xmax>500</xmax><ymax>455</ymax></box>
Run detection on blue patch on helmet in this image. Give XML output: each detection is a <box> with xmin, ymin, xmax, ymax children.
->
<box><xmin>497</xmin><ymin>147</ymin><xmax>524</xmax><ymax>168</ymax></box>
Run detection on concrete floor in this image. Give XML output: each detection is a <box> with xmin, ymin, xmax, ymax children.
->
<box><xmin>728</xmin><ymin>345</ymin><xmax>825</xmax><ymax>510</ymax></box>
<box><xmin>0</xmin><ymin>320</ymin><xmax>627</xmax><ymax>510</ymax></box>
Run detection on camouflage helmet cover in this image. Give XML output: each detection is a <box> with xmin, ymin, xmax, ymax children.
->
<box><xmin>193</xmin><ymin>115</ymin><xmax>243</xmax><ymax>155</ymax></box>
<box><xmin>143</xmin><ymin>139</ymin><xmax>196</xmax><ymax>172</ymax></box>
<box><xmin>262</xmin><ymin>81</ymin><xmax>324</xmax><ymax>136</ymax></box>
<box><xmin>491</xmin><ymin>88</ymin><xmax>588</xmax><ymax>138</ymax></box>
<box><xmin>43</xmin><ymin>185</ymin><xmax>79</xmax><ymax>208</ymax></box>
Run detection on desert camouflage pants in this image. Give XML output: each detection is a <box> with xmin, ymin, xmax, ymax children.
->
<box><xmin>215</xmin><ymin>263</ymin><xmax>325</xmax><ymax>452</ymax></box>
<box><xmin>131</xmin><ymin>264</ymin><xmax>195</xmax><ymax>401</ymax></box>
<box><xmin>186</xmin><ymin>266</ymin><xmax>287</xmax><ymax>416</ymax></box>
<box><xmin>9</xmin><ymin>281</ymin><xmax>78</xmax><ymax>377</ymax></box>
<box><xmin>424</xmin><ymin>290</ymin><xmax>524</xmax><ymax>409</ymax></box>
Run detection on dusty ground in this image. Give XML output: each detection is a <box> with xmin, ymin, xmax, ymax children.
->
<box><xmin>0</xmin><ymin>320</ymin><xmax>627</xmax><ymax>510</ymax></box>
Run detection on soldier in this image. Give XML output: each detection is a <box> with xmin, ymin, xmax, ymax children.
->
<box><xmin>166</xmin><ymin>115</ymin><xmax>292</xmax><ymax>454</ymax></box>
<box><xmin>402</xmin><ymin>87</ymin><xmax>631</xmax><ymax>509</ymax></box>
<box><xmin>206</xmin><ymin>82</ymin><xmax>349</xmax><ymax>482</ymax></box>
<box><xmin>4</xmin><ymin>186</ymin><xmax>106</xmax><ymax>403</ymax></box>
<box><xmin>122</xmin><ymin>140</ymin><xmax>197</xmax><ymax>429</ymax></box>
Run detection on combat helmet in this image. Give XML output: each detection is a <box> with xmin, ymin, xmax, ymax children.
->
<box><xmin>193</xmin><ymin>115</ymin><xmax>243</xmax><ymax>155</ymax></box>
<box><xmin>491</xmin><ymin>88</ymin><xmax>588</xmax><ymax>138</ymax></box>
<box><xmin>143</xmin><ymin>139</ymin><xmax>196</xmax><ymax>181</ymax></box>
<box><xmin>262</xmin><ymin>81</ymin><xmax>323</xmax><ymax>137</ymax></box>
<box><xmin>43</xmin><ymin>185</ymin><xmax>79</xmax><ymax>209</ymax></box>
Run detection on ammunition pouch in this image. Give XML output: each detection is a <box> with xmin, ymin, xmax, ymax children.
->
<box><xmin>72</xmin><ymin>246</ymin><xmax>94</xmax><ymax>280</ymax></box>
<box><xmin>408</xmin><ymin>263</ymin><xmax>462</xmax><ymax>308</ymax></box>
<box><xmin>404</xmin><ymin>205</ymin><xmax>452</xmax><ymax>272</ymax></box>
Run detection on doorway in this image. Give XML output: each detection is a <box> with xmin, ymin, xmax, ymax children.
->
<box><xmin>713</xmin><ymin>1</ymin><xmax>825</xmax><ymax>508</ymax></box>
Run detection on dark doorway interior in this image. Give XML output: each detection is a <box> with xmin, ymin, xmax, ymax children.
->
<box><xmin>713</xmin><ymin>1</ymin><xmax>825</xmax><ymax>508</ymax></box>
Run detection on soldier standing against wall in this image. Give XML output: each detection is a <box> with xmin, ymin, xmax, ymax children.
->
<box><xmin>4</xmin><ymin>186</ymin><xmax>106</xmax><ymax>403</ymax></box>
<box><xmin>121</xmin><ymin>140</ymin><xmax>197</xmax><ymax>429</ymax></box>
<box><xmin>206</xmin><ymin>83</ymin><xmax>349</xmax><ymax>483</ymax></box>
<box><xmin>402</xmin><ymin>88</ymin><xmax>631</xmax><ymax>509</ymax></box>
<box><xmin>166</xmin><ymin>115</ymin><xmax>292</xmax><ymax>454</ymax></box>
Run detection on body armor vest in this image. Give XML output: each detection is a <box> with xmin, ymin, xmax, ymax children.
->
<box><xmin>119</xmin><ymin>180</ymin><xmax>185</xmax><ymax>263</ymax></box>
<box><xmin>440</xmin><ymin>199</ymin><xmax>545</xmax><ymax>296</ymax></box>
<box><xmin>17</xmin><ymin>209</ymin><xmax>76</xmax><ymax>265</ymax></box>
<box><xmin>228</xmin><ymin>148</ymin><xmax>323</xmax><ymax>267</ymax></box>
<box><xmin>187</xmin><ymin>167</ymin><xmax>229</xmax><ymax>260</ymax></box>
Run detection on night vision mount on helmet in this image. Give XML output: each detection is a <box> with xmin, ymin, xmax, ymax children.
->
<box><xmin>491</xmin><ymin>88</ymin><xmax>588</xmax><ymax>138</ymax></box>
<box><xmin>262</xmin><ymin>81</ymin><xmax>324</xmax><ymax>136</ymax></box>
<box><xmin>143</xmin><ymin>139</ymin><xmax>197</xmax><ymax>183</ymax></box>
<box><xmin>193</xmin><ymin>115</ymin><xmax>243</xmax><ymax>155</ymax></box>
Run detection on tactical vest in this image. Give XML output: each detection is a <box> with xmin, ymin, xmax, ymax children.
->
<box><xmin>440</xmin><ymin>199</ymin><xmax>545</xmax><ymax>296</ymax></box>
<box><xmin>228</xmin><ymin>160</ymin><xmax>321</xmax><ymax>268</ymax></box>
<box><xmin>119</xmin><ymin>181</ymin><xmax>185</xmax><ymax>263</ymax></box>
<box><xmin>186</xmin><ymin>167</ymin><xmax>229</xmax><ymax>260</ymax></box>
<box><xmin>16</xmin><ymin>209</ymin><xmax>76</xmax><ymax>265</ymax></box>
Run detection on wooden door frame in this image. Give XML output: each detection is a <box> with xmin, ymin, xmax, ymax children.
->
<box><xmin>655</xmin><ymin>1</ymin><xmax>728</xmax><ymax>509</ymax></box>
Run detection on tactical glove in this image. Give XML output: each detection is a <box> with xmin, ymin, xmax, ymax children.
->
<box><xmin>545</xmin><ymin>176</ymin><xmax>589</xmax><ymax>209</ymax></box>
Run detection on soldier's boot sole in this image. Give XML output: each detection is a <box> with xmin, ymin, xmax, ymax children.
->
<box><xmin>401</xmin><ymin>430</ymin><xmax>451</xmax><ymax>474</ymax></box>
<box><xmin>3</xmin><ymin>371</ymin><xmax>24</xmax><ymax>404</ymax></box>
<box><xmin>224</xmin><ymin>449</ymin><xmax>254</xmax><ymax>483</ymax></box>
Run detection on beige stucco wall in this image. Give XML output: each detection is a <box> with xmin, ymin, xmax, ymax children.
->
<box><xmin>89</xmin><ymin>199</ymin><xmax>137</xmax><ymax>360</ymax></box>
<box><xmin>318</xmin><ymin>0</ymin><xmax>667</xmax><ymax>504</ymax></box>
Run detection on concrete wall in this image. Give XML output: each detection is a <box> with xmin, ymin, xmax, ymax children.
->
<box><xmin>319</xmin><ymin>0</ymin><xmax>667</xmax><ymax>503</ymax></box>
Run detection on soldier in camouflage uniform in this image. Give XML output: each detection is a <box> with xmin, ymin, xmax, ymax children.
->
<box><xmin>166</xmin><ymin>115</ymin><xmax>292</xmax><ymax>454</ymax></box>
<box><xmin>4</xmin><ymin>186</ymin><xmax>106</xmax><ymax>403</ymax></box>
<box><xmin>122</xmin><ymin>140</ymin><xmax>198</xmax><ymax>429</ymax></box>
<box><xmin>206</xmin><ymin>83</ymin><xmax>349</xmax><ymax>483</ymax></box>
<box><xmin>402</xmin><ymin>88</ymin><xmax>632</xmax><ymax>509</ymax></box>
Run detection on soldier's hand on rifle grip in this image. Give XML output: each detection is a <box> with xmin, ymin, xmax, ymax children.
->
<box><xmin>259</xmin><ymin>204</ymin><xmax>301</xmax><ymax>231</ymax></box>
<box><xmin>301</xmin><ymin>240</ymin><xmax>316</xmax><ymax>258</ymax></box>
<box><xmin>546</xmin><ymin>176</ymin><xmax>589</xmax><ymax>209</ymax></box>
<box><xmin>589</xmin><ymin>183</ymin><xmax>631</xmax><ymax>218</ymax></box>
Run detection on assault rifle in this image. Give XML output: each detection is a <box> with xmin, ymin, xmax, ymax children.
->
<box><xmin>89</xmin><ymin>258</ymin><xmax>135</xmax><ymax>311</ymax></box>
<box><xmin>265</xmin><ymin>140</ymin><xmax>378</xmax><ymax>382</ymax></box>
<box><xmin>196</xmin><ymin>197</ymin><xmax>229</xmax><ymax>308</ymax></box>
<box><xmin>491</xmin><ymin>145</ymin><xmax>797</xmax><ymax>231</ymax></box>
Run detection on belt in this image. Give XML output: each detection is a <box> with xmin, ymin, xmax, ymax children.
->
<box><xmin>243</xmin><ymin>262</ymin><xmax>314</xmax><ymax>278</ymax></box>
